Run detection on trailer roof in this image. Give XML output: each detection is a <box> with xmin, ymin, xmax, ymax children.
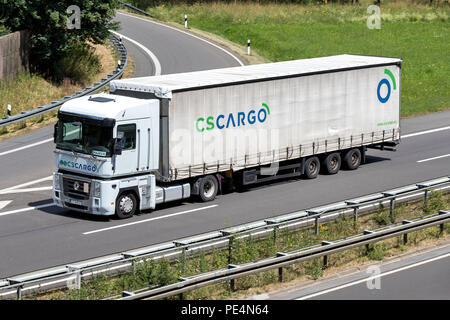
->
<box><xmin>110</xmin><ymin>54</ymin><xmax>401</xmax><ymax>99</ymax></box>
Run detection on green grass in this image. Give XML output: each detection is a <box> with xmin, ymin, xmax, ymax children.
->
<box><xmin>146</xmin><ymin>2</ymin><xmax>449</xmax><ymax>117</ymax></box>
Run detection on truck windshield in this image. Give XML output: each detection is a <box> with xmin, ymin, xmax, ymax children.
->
<box><xmin>55</xmin><ymin>119</ymin><xmax>113</xmax><ymax>157</ymax></box>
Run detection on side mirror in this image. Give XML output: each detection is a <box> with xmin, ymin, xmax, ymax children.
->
<box><xmin>53</xmin><ymin>123</ymin><xmax>58</xmax><ymax>143</ymax></box>
<box><xmin>113</xmin><ymin>138</ymin><xmax>122</xmax><ymax>155</ymax></box>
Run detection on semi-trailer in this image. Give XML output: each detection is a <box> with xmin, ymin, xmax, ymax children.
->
<box><xmin>52</xmin><ymin>54</ymin><xmax>401</xmax><ymax>218</ymax></box>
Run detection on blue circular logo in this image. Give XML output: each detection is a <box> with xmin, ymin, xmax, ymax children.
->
<box><xmin>377</xmin><ymin>78</ymin><xmax>391</xmax><ymax>104</ymax></box>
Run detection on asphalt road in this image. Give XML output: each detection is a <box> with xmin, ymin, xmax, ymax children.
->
<box><xmin>0</xmin><ymin>12</ymin><xmax>449</xmax><ymax>278</ymax></box>
<box><xmin>268</xmin><ymin>244</ymin><xmax>450</xmax><ymax>300</ymax></box>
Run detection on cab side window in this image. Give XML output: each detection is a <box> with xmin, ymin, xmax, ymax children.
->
<box><xmin>117</xmin><ymin>124</ymin><xmax>136</xmax><ymax>150</ymax></box>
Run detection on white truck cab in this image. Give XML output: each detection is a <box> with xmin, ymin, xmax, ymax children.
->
<box><xmin>53</xmin><ymin>93</ymin><xmax>190</xmax><ymax>218</ymax></box>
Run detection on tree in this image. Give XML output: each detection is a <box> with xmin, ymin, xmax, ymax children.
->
<box><xmin>0</xmin><ymin>0</ymin><xmax>119</xmax><ymax>80</ymax></box>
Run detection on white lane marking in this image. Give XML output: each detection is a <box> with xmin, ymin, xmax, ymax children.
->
<box><xmin>116</xmin><ymin>11</ymin><xmax>245</xmax><ymax>67</ymax></box>
<box><xmin>0</xmin><ymin>203</ymin><xmax>55</xmax><ymax>217</ymax></box>
<box><xmin>83</xmin><ymin>204</ymin><xmax>218</xmax><ymax>235</ymax></box>
<box><xmin>110</xmin><ymin>30</ymin><xmax>162</xmax><ymax>76</ymax></box>
<box><xmin>296</xmin><ymin>252</ymin><xmax>450</xmax><ymax>300</ymax></box>
<box><xmin>0</xmin><ymin>176</ymin><xmax>53</xmax><ymax>193</ymax></box>
<box><xmin>417</xmin><ymin>153</ymin><xmax>450</xmax><ymax>163</ymax></box>
<box><xmin>402</xmin><ymin>126</ymin><xmax>450</xmax><ymax>139</ymax></box>
<box><xmin>0</xmin><ymin>138</ymin><xmax>53</xmax><ymax>157</ymax></box>
<box><xmin>0</xmin><ymin>200</ymin><xmax>12</xmax><ymax>211</ymax></box>
<box><xmin>0</xmin><ymin>187</ymin><xmax>53</xmax><ymax>195</ymax></box>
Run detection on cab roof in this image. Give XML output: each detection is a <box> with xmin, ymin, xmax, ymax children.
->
<box><xmin>59</xmin><ymin>93</ymin><xmax>156</xmax><ymax>120</ymax></box>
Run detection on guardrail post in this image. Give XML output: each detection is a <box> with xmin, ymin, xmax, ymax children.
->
<box><xmin>424</xmin><ymin>189</ymin><xmax>429</xmax><ymax>212</ymax></box>
<box><xmin>273</xmin><ymin>225</ymin><xmax>278</xmax><ymax>247</ymax></box>
<box><xmin>363</xmin><ymin>230</ymin><xmax>375</xmax><ymax>252</ymax></box>
<box><xmin>228</xmin><ymin>264</ymin><xmax>238</xmax><ymax>292</ymax></box>
<box><xmin>181</xmin><ymin>247</ymin><xmax>187</xmax><ymax>273</ymax></box>
<box><xmin>402</xmin><ymin>220</ymin><xmax>412</xmax><ymax>244</ymax></box>
<box><xmin>16</xmin><ymin>284</ymin><xmax>22</xmax><ymax>300</ymax></box>
<box><xmin>315</xmin><ymin>215</ymin><xmax>320</xmax><ymax>235</ymax></box>
<box><xmin>353</xmin><ymin>206</ymin><xmax>359</xmax><ymax>223</ymax></box>
<box><xmin>439</xmin><ymin>210</ymin><xmax>448</xmax><ymax>234</ymax></box>
<box><xmin>322</xmin><ymin>241</ymin><xmax>333</xmax><ymax>268</ymax></box>
<box><xmin>67</xmin><ymin>266</ymin><xmax>82</xmax><ymax>291</ymax></box>
<box><xmin>76</xmin><ymin>270</ymin><xmax>81</xmax><ymax>291</ymax></box>
<box><xmin>389</xmin><ymin>198</ymin><xmax>395</xmax><ymax>222</ymax></box>
<box><xmin>276</xmin><ymin>253</ymin><xmax>288</xmax><ymax>282</ymax></box>
<box><xmin>228</xmin><ymin>236</ymin><xmax>234</xmax><ymax>265</ymax></box>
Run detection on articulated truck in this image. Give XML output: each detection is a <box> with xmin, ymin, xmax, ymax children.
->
<box><xmin>52</xmin><ymin>54</ymin><xmax>401</xmax><ymax>219</ymax></box>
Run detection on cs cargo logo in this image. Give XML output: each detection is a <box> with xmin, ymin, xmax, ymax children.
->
<box><xmin>196</xmin><ymin>103</ymin><xmax>271</xmax><ymax>132</ymax></box>
<box><xmin>377</xmin><ymin>69</ymin><xmax>397</xmax><ymax>104</ymax></box>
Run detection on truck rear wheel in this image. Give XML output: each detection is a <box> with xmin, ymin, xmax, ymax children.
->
<box><xmin>344</xmin><ymin>148</ymin><xmax>361</xmax><ymax>170</ymax></box>
<box><xmin>198</xmin><ymin>175</ymin><xmax>218</xmax><ymax>202</ymax></box>
<box><xmin>322</xmin><ymin>152</ymin><xmax>341</xmax><ymax>175</ymax></box>
<box><xmin>304</xmin><ymin>156</ymin><xmax>320</xmax><ymax>179</ymax></box>
<box><xmin>116</xmin><ymin>192</ymin><xmax>137</xmax><ymax>219</ymax></box>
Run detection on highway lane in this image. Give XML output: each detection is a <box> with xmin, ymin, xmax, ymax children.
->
<box><xmin>0</xmin><ymin>115</ymin><xmax>448</xmax><ymax>276</ymax></box>
<box><xmin>0</xmin><ymin>12</ymin><xmax>449</xmax><ymax>278</ymax></box>
<box><xmin>269</xmin><ymin>244</ymin><xmax>450</xmax><ymax>300</ymax></box>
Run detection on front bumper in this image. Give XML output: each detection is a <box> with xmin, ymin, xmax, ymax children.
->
<box><xmin>52</xmin><ymin>173</ymin><xmax>116</xmax><ymax>216</ymax></box>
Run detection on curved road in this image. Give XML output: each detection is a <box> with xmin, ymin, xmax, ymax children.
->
<box><xmin>0</xmin><ymin>13</ymin><xmax>449</xmax><ymax>277</ymax></box>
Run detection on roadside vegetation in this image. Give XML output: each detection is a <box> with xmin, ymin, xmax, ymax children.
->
<box><xmin>27</xmin><ymin>191</ymin><xmax>449</xmax><ymax>300</ymax></box>
<box><xmin>129</xmin><ymin>0</ymin><xmax>450</xmax><ymax>117</ymax></box>
<box><xmin>0</xmin><ymin>1</ymin><xmax>131</xmax><ymax>138</ymax></box>
<box><xmin>0</xmin><ymin>45</ymin><xmax>135</xmax><ymax>141</ymax></box>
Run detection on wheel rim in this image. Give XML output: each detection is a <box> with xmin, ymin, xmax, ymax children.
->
<box><xmin>203</xmin><ymin>180</ymin><xmax>215</xmax><ymax>199</ymax></box>
<box><xmin>119</xmin><ymin>195</ymin><xmax>134</xmax><ymax>214</ymax></box>
<box><xmin>351</xmin><ymin>152</ymin><xmax>360</xmax><ymax>166</ymax></box>
<box><xmin>330</xmin><ymin>156</ymin><xmax>339</xmax><ymax>170</ymax></box>
<box><xmin>309</xmin><ymin>160</ymin><xmax>318</xmax><ymax>175</ymax></box>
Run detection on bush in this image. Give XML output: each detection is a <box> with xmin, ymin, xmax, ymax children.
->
<box><xmin>57</xmin><ymin>43</ymin><xmax>101</xmax><ymax>85</ymax></box>
<box><xmin>2</xmin><ymin>0</ymin><xmax>119</xmax><ymax>81</ymax></box>
<box><xmin>367</xmin><ymin>243</ymin><xmax>386</xmax><ymax>260</ymax></box>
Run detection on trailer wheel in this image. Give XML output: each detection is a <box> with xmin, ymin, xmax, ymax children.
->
<box><xmin>116</xmin><ymin>192</ymin><xmax>137</xmax><ymax>219</ymax></box>
<box><xmin>198</xmin><ymin>175</ymin><xmax>218</xmax><ymax>202</ymax></box>
<box><xmin>344</xmin><ymin>148</ymin><xmax>361</xmax><ymax>170</ymax></box>
<box><xmin>304</xmin><ymin>156</ymin><xmax>320</xmax><ymax>179</ymax></box>
<box><xmin>322</xmin><ymin>152</ymin><xmax>341</xmax><ymax>175</ymax></box>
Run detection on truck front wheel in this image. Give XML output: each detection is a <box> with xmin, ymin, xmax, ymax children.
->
<box><xmin>116</xmin><ymin>192</ymin><xmax>137</xmax><ymax>219</ymax></box>
<box><xmin>198</xmin><ymin>175</ymin><xmax>218</xmax><ymax>202</ymax></box>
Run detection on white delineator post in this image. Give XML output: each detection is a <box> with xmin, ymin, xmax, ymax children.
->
<box><xmin>247</xmin><ymin>39</ymin><xmax>251</xmax><ymax>55</ymax></box>
<box><xmin>7</xmin><ymin>104</ymin><xmax>11</xmax><ymax>117</ymax></box>
<box><xmin>185</xmin><ymin>15</ymin><xmax>188</xmax><ymax>28</ymax></box>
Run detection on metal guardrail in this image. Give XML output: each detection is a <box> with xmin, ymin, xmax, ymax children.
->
<box><xmin>0</xmin><ymin>175</ymin><xmax>449</xmax><ymax>299</ymax></box>
<box><xmin>118</xmin><ymin>210</ymin><xmax>450</xmax><ymax>300</ymax></box>
<box><xmin>0</xmin><ymin>35</ymin><xmax>128</xmax><ymax>128</ymax></box>
<box><xmin>119</xmin><ymin>1</ymin><xmax>154</xmax><ymax>18</ymax></box>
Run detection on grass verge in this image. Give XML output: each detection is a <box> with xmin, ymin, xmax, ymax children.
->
<box><xmin>137</xmin><ymin>1</ymin><xmax>449</xmax><ymax>117</ymax></box>
<box><xmin>27</xmin><ymin>191</ymin><xmax>449</xmax><ymax>300</ymax></box>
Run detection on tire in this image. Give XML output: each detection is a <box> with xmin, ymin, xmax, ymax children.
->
<box><xmin>198</xmin><ymin>175</ymin><xmax>218</xmax><ymax>202</ymax></box>
<box><xmin>115</xmin><ymin>192</ymin><xmax>137</xmax><ymax>219</ymax></box>
<box><xmin>304</xmin><ymin>156</ymin><xmax>320</xmax><ymax>179</ymax></box>
<box><xmin>343</xmin><ymin>148</ymin><xmax>361</xmax><ymax>170</ymax></box>
<box><xmin>321</xmin><ymin>152</ymin><xmax>341</xmax><ymax>175</ymax></box>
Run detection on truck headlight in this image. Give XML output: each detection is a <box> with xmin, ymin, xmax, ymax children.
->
<box><xmin>53</xmin><ymin>173</ymin><xmax>60</xmax><ymax>191</ymax></box>
<box><xmin>93</xmin><ymin>181</ymin><xmax>101</xmax><ymax>197</ymax></box>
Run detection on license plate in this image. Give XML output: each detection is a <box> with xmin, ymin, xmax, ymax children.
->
<box><xmin>68</xmin><ymin>199</ymin><xmax>83</xmax><ymax>206</ymax></box>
